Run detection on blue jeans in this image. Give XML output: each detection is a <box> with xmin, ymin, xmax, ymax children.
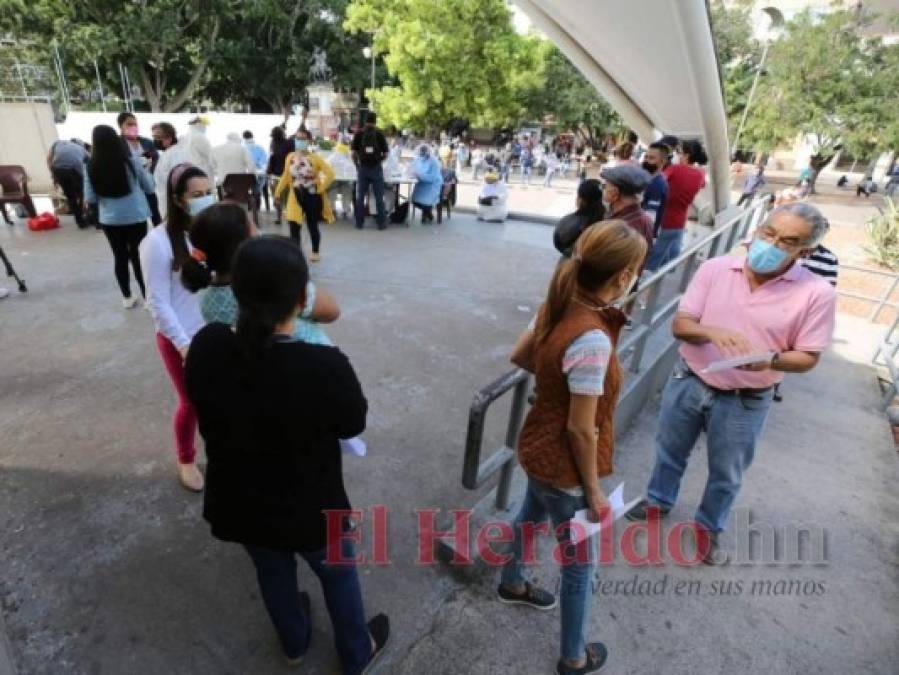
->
<box><xmin>644</xmin><ymin>228</ymin><xmax>685</xmax><ymax>271</ymax></box>
<box><xmin>646</xmin><ymin>366</ymin><xmax>774</xmax><ymax>532</ymax></box>
<box><xmin>501</xmin><ymin>478</ymin><xmax>595</xmax><ymax>662</ymax></box>
<box><xmin>244</xmin><ymin>541</ymin><xmax>372</xmax><ymax>674</ymax></box>
<box><xmin>355</xmin><ymin>164</ymin><xmax>387</xmax><ymax>228</ymax></box>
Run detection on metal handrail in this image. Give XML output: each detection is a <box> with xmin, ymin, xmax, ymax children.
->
<box><xmin>461</xmin><ymin>203</ymin><xmax>765</xmax><ymax>511</ymax></box>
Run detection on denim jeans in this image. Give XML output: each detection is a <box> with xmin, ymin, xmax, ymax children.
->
<box><xmin>501</xmin><ymin>477</ymin><xmax>595</xmax><ymax>662</ymax></box>
<box><xmin>644</xmin><ymin>227</ymin><xmax>685</xmax><ymax>271</ymax></box>
<box><xmin>355</xmin><ymin>164</ymin><xmax>387</xmax><ymax>227</ymax></box>
<box><xmin>646</xmin><ymin>365</ymin><xmax>774</xmax><ymax>532</ymax></box>
<box><xmin>244</xmin><ymin>540</ymin><xmax>372</xmax><ymax>674</ymax></box>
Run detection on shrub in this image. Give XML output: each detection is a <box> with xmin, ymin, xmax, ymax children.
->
<box><xmin>865</xmin><ymin>197</ymin><xmax>899</xmax><ymax>270</ymax></box>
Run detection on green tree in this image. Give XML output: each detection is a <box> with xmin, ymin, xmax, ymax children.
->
<box><xmin>740</xmin><ymin>8</ymin><xmax>899</xmax><ymax>192</ymax></box>
<box><xmin>202</xmin><ymin>0</ymin><xmax>371</xmax><ymax>118</ymax></box>
<box><xmin>345</xmin><ymin>0</ymin><xmax>542</xmax><ymax>132</ymax></box>
<box><xmin>520</xmin><ymin>42</ymin><xmax>621</xmax><ymax>147</ymax></box>
<box><xmin>709</xmin><ymin>0</ymin><xmax>762</xmax><ymax>146</ymax></box>
<box><xmin>0</xmin><ymin>0</ymin><xmax>234</xmax><ymax>112</ymax></box>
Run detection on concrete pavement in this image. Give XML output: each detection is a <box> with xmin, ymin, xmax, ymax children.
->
<box><xmin>1</xmin><ymin>212</ymin><xmax>897</xmax><ymax>674</ymax></box>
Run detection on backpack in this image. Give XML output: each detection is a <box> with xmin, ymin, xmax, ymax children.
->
<box><xmin>357</xmin><ymin>128</ymin><xmax>383</xmax><ymax>167</ymax></box>
<box><xmin>389</xmin><ymin>201</ymin><xmax>409</xmax><ymax>223</ymax></box>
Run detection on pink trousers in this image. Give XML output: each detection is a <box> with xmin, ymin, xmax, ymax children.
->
<box><xmin>155</xmin><ymin>333</ymin><xmax>197</xmax><ymax>465</ymax></box>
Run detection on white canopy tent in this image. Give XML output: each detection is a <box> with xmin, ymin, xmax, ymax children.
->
<box><xmin>515</xmin><ymin>0</ymin><xmax>731</xmax><ymax>216</ymax></box>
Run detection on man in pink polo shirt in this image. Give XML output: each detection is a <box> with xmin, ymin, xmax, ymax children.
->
<box><xmin>627</xmin><ymin>202</ymin><xmax>837</xmax><ymax>563</ymax></box>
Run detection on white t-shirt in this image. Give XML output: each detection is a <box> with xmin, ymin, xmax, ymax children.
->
<box><xmin>139</xmin><ymin>224</ymin><xmax>204</xmax><ymax>350</ymax></box>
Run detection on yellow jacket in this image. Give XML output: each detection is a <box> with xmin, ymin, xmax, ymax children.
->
<box><xmin>275</xmin><ymin>151</ymin><xmax>336</xmax><ymax>224</ymax></box>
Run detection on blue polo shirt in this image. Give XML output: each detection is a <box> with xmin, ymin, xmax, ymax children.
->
<box><xmin>642</xmin><ymin>173</ymin><xmax>668</xmax><ymax>235</ymax></box>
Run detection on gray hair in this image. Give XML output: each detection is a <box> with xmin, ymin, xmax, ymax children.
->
<box><xmin>767</xmin><ymin>202</ymin><xmax>830</xmax><ymax>247</ymax></box>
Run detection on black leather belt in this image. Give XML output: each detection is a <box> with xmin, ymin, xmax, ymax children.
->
<box><xmin>683</xmin><ymin>365</ymin><xmax>773</xmax><ymax>398</ymax></box>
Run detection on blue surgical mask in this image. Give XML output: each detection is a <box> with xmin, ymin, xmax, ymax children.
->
<box><xmin>295</xmin><ymin>139</ymin><xmax>308</xmax><ymax>152</ymax></box>
<box><xmin>188</xmin><ymin>193</ymin><xmax>215</xmax><ymax>216</ymax></box>
<box><xmin>747</xmin><ymin>238</ymin><xmax>789</xmax><ymax>274</ymax></box>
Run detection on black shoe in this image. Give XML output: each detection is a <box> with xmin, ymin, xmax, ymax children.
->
<box><xmin>556</xmin><ymin>642</ymin><xmax>609</xmax><ymax>674</ymax></box>
<box><xmin>377</xmin><ymin>223</ymin><xmax>387</xmax><ymax>230</ymax></box>
<box><xmin>355</xmin><ymin>224</ymin><xmax>364</xmax><ymax>230</ymax></box>
<box><xmin>362</xmin><ymin>613</ymin><xmax>389</xmax><ymax>674</ymax></box>
<box><xmin>625</xmin><ymin>498</ymin><xmax>671</xmax><ymax>522</ymax></box>
<box><xmin>497</xmin><ymin>581</ymin><xmax>557</xmax><ymax>610</ymax></box>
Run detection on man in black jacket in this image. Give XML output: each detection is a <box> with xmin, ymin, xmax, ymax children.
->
<box><xmin>351</xmin><ymin>112</ymin><xmax>389</xmax><ymax>230</ymax></box>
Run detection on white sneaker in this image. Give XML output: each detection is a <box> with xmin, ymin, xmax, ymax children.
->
<box><xmin>122</xmin><ymin>296</ymin><xmax>140</xmax><ymax>309</ymax></box>
<box><xmin>0</xmin><ymin>287</ymin><xmax>9</xmax><ymax>299</ymax></box>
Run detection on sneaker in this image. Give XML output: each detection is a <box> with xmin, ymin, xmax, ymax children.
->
<box><xmin>0</xmin><ymin>287</ymin><xmax>9</xmax><ymax>300</ymax></box>
<box><xmin>177</xmin><ymin>463</ymin><xmax>205</xmax><ymax>492</ymax></box>
<box><xmin>361</xmin><ymin>613</ymin><xmax>389</xmax><ymax>674</ymax></box>
<box><xmin>556</xmin><ymin>642</ymin><xmax>609</xmax><ymax>675</ymax></box>
<box><xmin>496</xmin><ymin>581</ymin><xmax>557</xmax><ymax>610</ymax></box>
<box><xmin>310</xmin><ymin>252</ymin><xmax>321</xmax><ymax>263</ymax></box>
<box><xmin>625</xmin><ymin>498</ymin><xmax>670</xmax><ymax>522</ymax></box>
<box><xmin>284</xmin><ymin>592</ymin><xmax>312</xmax><ymax>667</ymax></box>
<box><xmin>122</xmin><ymin>296</ymin><xmax>140</xmax><ymax>309</ymax></box>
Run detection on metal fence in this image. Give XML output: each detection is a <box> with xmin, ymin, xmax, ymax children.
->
<box><xmin>461</xmin><ymin>202</ymin><xmax>765</xmax><ymax>511</ymax></box>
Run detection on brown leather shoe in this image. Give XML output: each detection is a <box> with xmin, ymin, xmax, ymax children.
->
<box><xmin>178</xmin><ymin>463</ymin><xmax>205</xmax><ymax>492</ymax></box>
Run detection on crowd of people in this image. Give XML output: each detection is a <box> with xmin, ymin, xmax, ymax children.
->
<box><xmin>15</xmin><ymin>111</ymin><xmax>849</xmax><ymax>674</ymax></box>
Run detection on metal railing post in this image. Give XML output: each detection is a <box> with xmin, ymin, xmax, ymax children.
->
<box><xmin>871</xmin><ymin>275</ymin><xmax>899</xmax><ymax>323</ymax></box>
<box><xmin>628</xmin><ymin>281</ymin><xmax>663</xmax><ymax>374</ymax></box>
<box><xmin>495</xmin><ymin>375</ymin><xmax>530</xmax><ymax>510</ymax></box>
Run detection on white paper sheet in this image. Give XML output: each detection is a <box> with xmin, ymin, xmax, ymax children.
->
<box><xmin>700</xmin><ymin>351</ymin><xmax>775</xmax><ymax>374</ymax></box>
<box><xmin>340</xmin><ymin>437</ymin><xmax>367</xmax><ymax>457</ymax></box>
<box><xmin>570</xmin><ymin>482</ymin><xmax>642</xmax><ymax>544</ymax></box>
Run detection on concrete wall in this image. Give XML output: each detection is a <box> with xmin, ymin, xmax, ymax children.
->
<box><xmin>0</xmin><ymin>102</ymin><xmax>57</xmax><ymax>193</ymax></box>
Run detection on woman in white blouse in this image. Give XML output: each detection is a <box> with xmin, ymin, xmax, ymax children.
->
<box><xmin>139</xmin><ymin>162</ymin><xmax>214</xmax><ymax>492</ymax></box>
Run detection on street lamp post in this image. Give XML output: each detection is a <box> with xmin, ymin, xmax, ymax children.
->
<box><xmin>362</xmin><ymin>45</ymin><xmax>375</xmax><ymax>92</ymax></box>
<box><xmin>731</xmin><ymin>6</ymin><xmax>784</xmax><ymax>156</ymax></box>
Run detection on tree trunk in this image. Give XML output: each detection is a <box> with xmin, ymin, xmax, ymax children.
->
<box><xmin>161</xmin><ymin>18</ymin><xmax>221</xmax><ymax>112</ymax></box>
<box><xmin>808</xmin><ymin>152</ymin><xmax>837</xmax><ymax>195</ymax></box>
<box><xmin>139</xmin><ymin>70</ymin><xmax>162</xmax><ymax>112</ymax></box>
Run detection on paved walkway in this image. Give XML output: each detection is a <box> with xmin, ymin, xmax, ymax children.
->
<box><xmin>390</xmin><ymin>313</ymin><xmax>899</xmax><ymax>674</ymax></box>
<box><xmin>1</xmin><ymin>213</ymin><xmax>896</xmax><ymax>674</ymax></box>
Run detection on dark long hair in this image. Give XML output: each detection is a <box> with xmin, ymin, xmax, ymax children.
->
<box><xmin>681</xmin><ymin>139</ymin><xmax>708</xmax><ymax>166</ymax></box>
<box><xmin>87</xmin><ymin>125</ymin><xmax>134</xmax><ymax>198</ymax></box>
<box><xmin>576</xmin><ymin>179</ymin><xmax>605</xmax><ymax>223</ymax></box>
<box><xmin>232</xmin><ymin>236</ymin><xmax>308</xmax><ymax>358</ymax></box>
<box><xmin>182</xmin><ymin>203</ymin><xmax>251</xmax><ymax>292</ymax></box>
<box><xmin>166</xmin><ymin>164</ymin><xmax>207</xmax><ymax>272</ymax></box>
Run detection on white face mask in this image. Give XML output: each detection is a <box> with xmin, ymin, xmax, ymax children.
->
<box><xmin>187</xmin><ymin>193</ymin><xmax>215</xmax><ymax>216</ymax></box>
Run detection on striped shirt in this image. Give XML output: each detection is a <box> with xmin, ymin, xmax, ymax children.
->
<box><xmin>800</xmin><ymin>244</ymin><xmax>839</xmax><ymax>286</ymax></box>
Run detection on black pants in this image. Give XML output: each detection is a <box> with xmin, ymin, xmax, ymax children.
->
<box><xmin>413</xmin><ymin>201</ymin><xmax>434</xmax><ymax>221</ymax></box>
<box><xmin>52</xmin><ymin>167</ymin><xmax>86</xmax><ymax>226</ymax></box>
<box><xmin>857</xmin><ymin>186</ymin><xmax>870</xmax><ymax>197</ymax></box>
<box><xmin>102</xmin><ymin>223</ymin><xmax>147</xmax><ymax>298</ymax></box>
<box><xmin>292</xmin><ymin>189</ymin><xmax>323</xmax><ymax>253</ymax></box>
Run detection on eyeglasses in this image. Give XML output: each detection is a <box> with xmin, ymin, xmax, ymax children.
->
<box><xmin>757</xmin><ymin>226</ymin><xmax>808</xmax><ymax>251</ymax></box>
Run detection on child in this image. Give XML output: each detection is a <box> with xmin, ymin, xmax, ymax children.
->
<box><xmin>180</xmin><ymin>202</ymin><xmax>339</xmax><ymax>344</ymax></box>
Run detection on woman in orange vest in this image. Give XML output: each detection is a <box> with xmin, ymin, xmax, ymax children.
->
<box><xmin>498</xmin><ymin>220</ymin><xmax>647</xmax><ymax>675</ymax></box>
